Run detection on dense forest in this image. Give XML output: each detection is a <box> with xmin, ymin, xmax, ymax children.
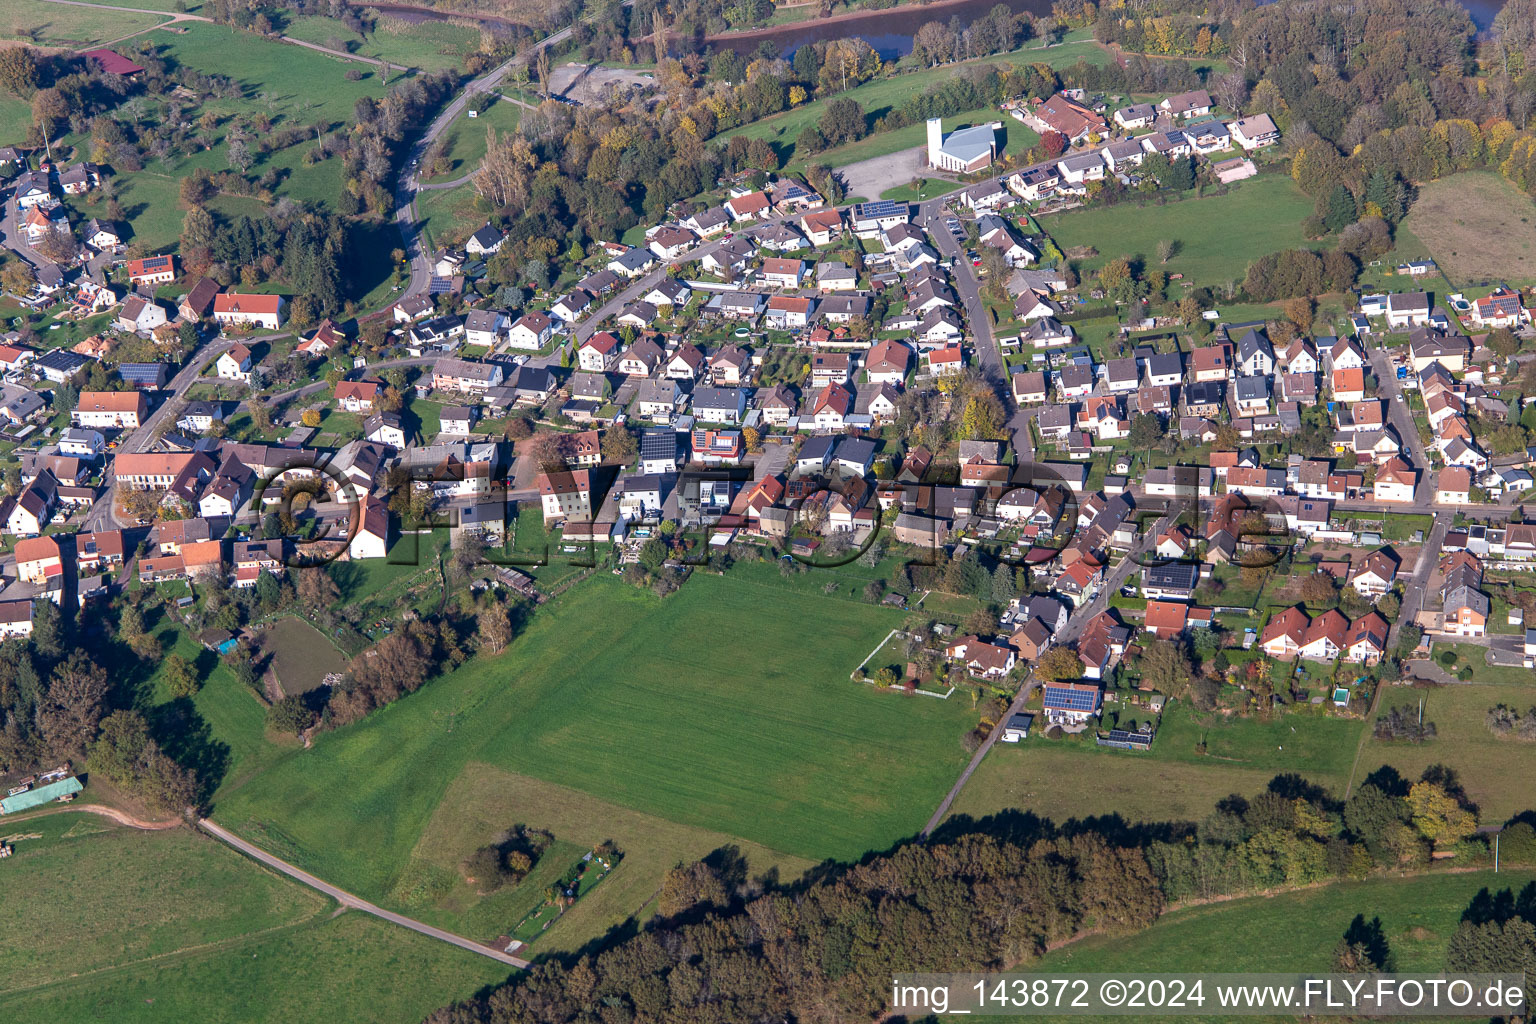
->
<box><xmin>424</xmin><ymin>766</ymin><xmax>1529</xmax><ymax>1023</ymax></box>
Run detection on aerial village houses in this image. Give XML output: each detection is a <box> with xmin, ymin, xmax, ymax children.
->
<box><xmin>213</xmin><ymin>293</ymin><xmax>284</xmax><ymax>330</ymax></box>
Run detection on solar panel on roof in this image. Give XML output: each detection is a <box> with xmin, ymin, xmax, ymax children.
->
<box><xmin>1042</xmin><ymin>684</ymin><xmax>1100</xmax><ymax>712</ymax></box>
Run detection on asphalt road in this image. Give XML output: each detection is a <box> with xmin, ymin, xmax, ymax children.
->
<box><xmin>199</xmin><ymin>818</ymin><xmax>530</xmax><ymax>969</ymax></box>
<box><xmin>1367</xmin><ymin>345</ymin><xmax>1434</xmax><ymax>503</ymax></box>
<box><xmin>393</xmin><ymin>3</ymin><xmax>636</xmax><ymax>305</ymax></box>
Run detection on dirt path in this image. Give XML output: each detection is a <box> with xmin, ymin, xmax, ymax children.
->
<box><xmin>199</xmin><ymin>818</ymin><xmax>531</xmax><ymax>968</ymax></box>
<box><xmin>1</xmin><ymin>801</ymin><xmax>182</xmax><ymax>830</ymax></box>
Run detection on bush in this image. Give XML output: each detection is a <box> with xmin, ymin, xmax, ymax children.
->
<box><xmin>1438</xmin><ymin>650</ymin><xmax>1457</xmax><ymax>667</ymax></box>
<box><xmin>1497</xmin><ymin>821</ymin><xmax>1536</xmax><ymax>864</ymax></box>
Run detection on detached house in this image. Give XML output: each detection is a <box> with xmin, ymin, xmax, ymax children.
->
<box><xmin>578</xmin><ymin>332</ymin><xmax>622</xmax><ymax>372</ymax></box>
<box><xmin>617</xmin><ymin>337</ymin><xmax>665</xmax><ymax>377</ymax></box>
<box><xmin>215</xmin><ymin>344</ymin><xmax>253</xmax><ymax>382</ymax></box>
<box><xmin>760</xmin><ymin>257</ymin><xmax>807</xmax><ymax>290</ymax></box>
<box><xmin>508</xmin><ymin>312</ymin><xmax>554</xmax><ymax>350</ymax></box>
<box><xmin>1472</xmin><ymin>285</ymin><xmax>1526</xmax><ymax>328</ymax></box>
<box><xmin>1386</xmin><ymin>292</ymin><xmax>1431</xmax><ymax>329</ymax></box>
<box><xmin>213</xmin><ymin>292</ymin><xmax>283</xmax><ymax>330</ymax></box>
<box><xmin>335</xmin><ymin>379</ymin><xmax>380</xmax><ymax>413</ymax></box>
<box><xmin>537</xmin><ymin>470</ymin><xmax>591</xmax><ymax>522</ymax></box>
<box><xmin>1160</xmin><ymin>89</ymin><xmax>1212</xmax><ymax>119</ymax></box>
<box><xmin>1373</xmin><ymin>458</ymin><xmax>1417</xmax><ymax>503</ymax></box>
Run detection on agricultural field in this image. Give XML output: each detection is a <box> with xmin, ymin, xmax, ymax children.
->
<box><xmin>0</xmin><ymin>817</ymin><xmax>505</xmax><ymax>1024</ymax></box>
<box><xmin>949</xmin><ymin>701</ymin><xmax>1363</xmax><ymax>828</ymax></box>
<box><xmin>1401</xmin><ymin>171</ymin><xmax>1536</xmax><ymax>288</ymax></box>
<box><xmin>210</xmin><ymin>574</ymin><xmax>978</xmax><ymax>922</ymax></box>
<box><xmin>1041</xmin><ymin>173</ymin><xmax>1319</xmax><ymax>292</ymax></box>
<box><xmin>1356</xmin><ymin>680</ymin><xmax>1536</xmax><ymax>826</ymax></box>
<box><xmin>1</xmin><ymin>0</ymin><xmax>169</xmax><ymax>48</ymax></box>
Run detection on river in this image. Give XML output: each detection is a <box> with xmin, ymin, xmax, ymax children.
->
<box><xmin>704</xmin><ymin>0</ymin><xmax>1053</xmax><ymax>59</ymax></box>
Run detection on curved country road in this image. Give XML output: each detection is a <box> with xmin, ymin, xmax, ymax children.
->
<box><xmin>199</xmin><ymin>818</ymin><xmax>531</xmax><ymax>969</ymax></box>
<box><xmin>392</xmin><ymin>1</ymin><xmax>636</xmax><ymax>303</ymax></box>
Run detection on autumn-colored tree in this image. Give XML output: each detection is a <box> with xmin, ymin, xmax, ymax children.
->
<box><xmin>479</xmin><ymin>605</ymin><xmax>513</xmax><ymax>654</ymax></box>
<box><xmin>527</xmin><ymin>431</ymin><xmax>576</xmax><ymax>471</ymax></box>
<box><xmin>0</xmin><ymin>47</ymin><xmax>39</xmax><ymax>97</ymax></box>
<box><xmin>1300</xmin><ymin>571</ymin><xmax>1338</xmax><ymax>606</ymax></box>
<box><xmin>1406</xmin><ymin>781</ymin><xmax>1477</xmax><ymax>848</ymax></box>
<box><xmin>1284</xmin><ymin>295</ymin><xmax>1315</xmax><ymax>332</ymax></box>
<box><xmin>1035</xmin><ymin>646</ymin><xmax>1082</xmax><ymax>681</ymax></box>
<box><xmin>301</xmin><ymin>408</ymin><xmax>322</xmax><ymax>428</ymax></box>
<box><xmin>163</xmin><ymin>653</ymin><xmax>200</xmax><ymax>698</ymax></box>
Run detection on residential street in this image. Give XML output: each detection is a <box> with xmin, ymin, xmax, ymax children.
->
<box><xmin>1367</xmin><ymin>344</ymin><xmax>1433</xmax><ymax>504</ymax></box>
<box><xmin>920</xmin><ymin>510</ymin><xmax>1171</xmax><ymax>838</ymax></box>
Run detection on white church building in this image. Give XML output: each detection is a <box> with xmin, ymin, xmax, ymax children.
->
<box><xmin>927</xmin><ymin>118</ymin><xmax>1001</xmax><ymax>173</ymax></box>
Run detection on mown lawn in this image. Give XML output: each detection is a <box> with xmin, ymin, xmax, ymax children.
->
<box><xmin>423</xmin><ymin>98</ymin><xmax>523</xmax><ymax>183</ymax></box>
<box><xmin>212</xmin><ymin>574</ymin><xmax>977</xmax><ymax>908</ymax></box>
<box><xmin>720</xmin><ymin>45</ymin><xmax>1051</xmax><ymax>170</ymax></box>
<box><xmin>0</xmin><ymin>898</ymin><xmax>506</xmax><ymax>1024</ymax></box>
<box><xmin>1041</xmin><ymin>174</ymin><xmax>1319</xmax><ymax>291</ymax></box>
<box><xmin>415</xmin><ymin>182</ymin><xmax>490</xmax><ymax>250</ymax></box>
<box><xmin>809</xmin><ymin>106</ymin><xmax>1039</xmax><ymax>174</ymax></box>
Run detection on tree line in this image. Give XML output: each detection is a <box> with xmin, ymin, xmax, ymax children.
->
<box><xmin>424</xmin><ymin>765</ymin><xmax>1528</xmax><ymax>1024</ymax></box>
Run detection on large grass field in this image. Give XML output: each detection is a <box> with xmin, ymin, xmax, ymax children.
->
<box><xmin>949</xmin><ymin>700</ymin><xmax>1364</xmax><ymax>828</ymax></box>
<box><xmin>1356</xmin><ymin>680</ymin><xmax>1536</xmax><ymax>826</ymax></box>
<box><xmin>1</xmin><ymin>0</ymin><xmax>169</xmax><ymax>48</ymax></box>
<box><xmin>1402</xmin><ymin>171</ymin><xmax>1536</xmax><ymax>288</ymax></box>
<box><xmin>393</xmin><ymin>765</ymin><xmax>818</xmax><ymax>950</ymax></box>
<box><xmin>211</xmin><ymin>574</ymin><xmax>977</xmax><ymax>916</ymax></box>
<box><xmin>279</xmin><ymin>14</ymin><xmax>480</xmax><ymax>73</ymax></box>
<box><xmin>37</xmin><ymin>21</ymin><xmax>397</xmax><ymax>244</ymax></box>
<box><xmin>0</xmin><ymin>812</ymin><xmax>321</xmax><ymax>990</ymax></box>
<box><xmin>0</xmin><ymin>814</ymin><xmax>506</xmax><ymax>1024</ymax></box>
<box><xmin>995</xmin><ymin>869</ymin><xmax>1536</xmax><ymax>1024</ymax></box>
<box><xmin>1042</xmin><ymin>174</ymin><xmax>1319</xmax><ymax>291</ymax></box>
<box><xmin>416</xmin><ymin>182</ymin><xmax>489</xmax><ymax>249</ymax></box>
